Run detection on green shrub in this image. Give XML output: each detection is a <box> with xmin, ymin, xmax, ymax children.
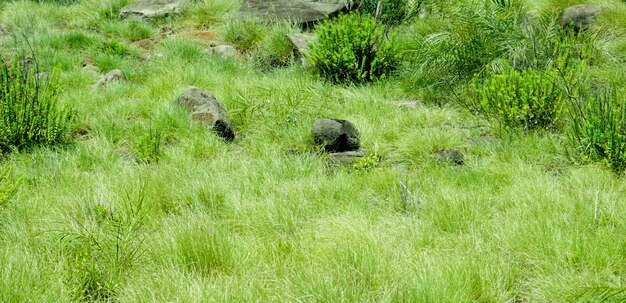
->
<box><xmin>308</xmin><ymin>12</ymin><xmax>399</xmax><ymax>84</ymax></box>
<box><xmin>356</xmin><ymin>0</ymin><xmax>416</xmax><ymax>25</ymax></box>
<box><xmin>0</xmin><ymin>167</ymin><xmax>18</xmax><ymax>208</ymax></box>
<box><xmin>567</xmin><ymin>87</ymin><xmax>626</xmax><ymax>175</ymax></box>
<box><xmin>133</xmin><ymin>128</ymin><xmax>162</xmax><ymax>164</ymax></box>
<box><xmin>0</xmin><ymin>55</ymin><xmax>75</xmax><ymax>154</ymax></box>
<box><xmin>470</xmin><ymin>66</ymin><xmax>565</xmax><ymax>130</ymax></box>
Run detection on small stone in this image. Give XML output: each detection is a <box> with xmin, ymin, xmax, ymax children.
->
<box><xmin>177</xmin><ymin>86</ymin><xmax>234</xmax><ymax>141</ymax></box>
<box><xmin>207</xmin><ymin>45</ymin><xmax>237</xmax><ymax>59</ymax></box>
<box><xmin>329</xmin><ymin>149</ymin><xmax>368</xmax><ymax>165</ymax></box>
<box><xmin>93</xmin><ymin>69</ymin><xmax>127</xmax><ymax>89</ymax></box>
<box><xmin>434</xmin><ymin>149</ymin><xmax>464</xmax><ymax>166</ymax></box>
<box><xmin>312</xmin><ymin>118</ymin><xmax>360</xmax><ymax>152</ymax></box>
<box><xmin>287</xmin><ymin>34</ymin><xmax>316</xmax><ymax>66</ymax></box>
<box><xmin>82</xmin><ymin>63</ymin><xmax>100</xmax><ymax>75</ymax></box>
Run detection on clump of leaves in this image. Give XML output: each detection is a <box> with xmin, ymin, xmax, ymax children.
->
<box><xmin>0</xmin><ymin>54</ymin><xmax>75</xmax><ymax>153</ymax></box>
<box><xmin>133</xmin><ymin>128</ymin><xmax>162</xmax><ymax>164</ymax></box>
<box><xmin>469</xmin><ymin>65</ymin><xmax>565</xmax><ymax>131</ymax></box>
<box><xmin>308</xmin><ymin>12</ymin><xmax>399</xmax><ymax>84</ymax></box>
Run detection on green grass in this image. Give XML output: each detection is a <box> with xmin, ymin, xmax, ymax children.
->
<box><xmin>0</xmin><ymin>0</ymin><xmax>625</xmax><ymax>302</ymax></box>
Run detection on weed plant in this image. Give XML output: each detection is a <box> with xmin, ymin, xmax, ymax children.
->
<box><xmin>308</xmin><ymin>12</ymin><xmax>399</xmax><ymax>84</ymax></box>
<box><xmin>568</xmin><ymin>87</ymin><xmax>626</xmax><ymax>175</ymax></box>
<box><xmin>469</xmin><ymin>66</ymin><xmax>565</xmax><ymax>131</ymax></box>
<box><xmin>0</xmin><ymin>54</ymin><xmax>74</xmax><ymax>153</ymax></box>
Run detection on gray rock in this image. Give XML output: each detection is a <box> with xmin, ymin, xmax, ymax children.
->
<box><xmin>82</xmin><ymin>64</ymin><xmax>100</xmax><ymax>75</ymax></box>
<box><xmin>312</xmin><ymin>118</ymin><xmax>360</xmax><ymax>152</ymax></box>
<box><xmin>561</xmin><ymin>4</ymin><xmax>603</xmax><ymax>32</ymax></box>
<box><xmin>93</xmin><ymin>69</ymin><xmax>127</xmax><ymax>89</ymax></box>
<box><xmin>329</xmin><ymin>149</ymin><xmax>368</xmax><ymax>165</ymax></box>
<box><xmin>433</xmin><ymin>149</ymin><xmax>464</xmax><ymax>166</ymax></box>
<box><xmin>120</xmin><ymin>0</ymin><xmax>182</xmax><ymax>19</ymax></box>
<box><xmin>287</xmin><ymin>33</ymin><xmax>316</xmax><ymax>66</ymax></box>
<box><xmin>177</xmin><ymin>87</ymin><xmax>235</xmax><ymax>141</ymax></box>
<box><xmin>242</xmin><ymin>0</ymin><xmax>350</xmax><ymax>26</ymax></box>
<box><xmin>207</xmin><ymin>45</ymin><xmax>237</xmax><ymax>59</ymax></box>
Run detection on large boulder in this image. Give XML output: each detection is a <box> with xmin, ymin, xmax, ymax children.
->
<box><xmin>177</xmin><ymin>87</ymin><xmax>235</xmax><ymax>141</ymax></box>
<box><xmin>120</xmin><ymin>0</ymin><xmax>182</xmax><ymax>19</ymax></box>
<box><xmin>561</xmin><ymin>4</ymin><xmax>603</xmax><ymax>32</ymax></box>
<box><xmin>242</xmin><ymin>0</ymin><xmax>350</xmax><ymax>26</ymax></box>
<box><xmin>312</xmin><ymin>119</ymin><xmax>360</xmax><ymax>152</ymax></box>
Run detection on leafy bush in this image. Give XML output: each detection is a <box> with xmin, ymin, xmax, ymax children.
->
<box><xmin>308</xmin><ymin>12</ymin><xmax>399</xmax><ymax>84</ymax></box>
<box><xmin>567</xmin><ymin>87</ymin><xmax>626</xmax><ymax>174</ymax></box>
<box><xmin>0</xmin><ymin>55</ymin><xmax>75</xmax><ymax>153</ymax></box>
<box><xmin>469</xmin><ymin>66</ymin><xmax>565</xmax><ymax>130</ymax></box>
<box><xmin>133</xmin><ymin>128</ymin><xmax>162</xmax><ymax>164</ymax></box>
<box><xmin>356</xmin><ymin>0</ymin><xmax>416</xmax><ymax>25</ymax></box>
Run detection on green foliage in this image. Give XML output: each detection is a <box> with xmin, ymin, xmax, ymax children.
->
<box><xmin>0</xmin><ymin>55</ymin><xmax>75</xmax><ymax>154</ymax></box>
<box><xmin>0</xmin><ymin>167</ymin><xmax>18</xmax><ymax>208</ymax></box>
<box><xmin>63</xmin><ymin>191</ymin><xmax>148</xmax><ymax>302</ymax></box>
<box><xmin>470</xmin><ymin>66</ymin><xmax>565</xmax><ymax>130</ymax></box>
<box><xmin>183</xmin><ymin>0</ymin><xmax>237</xmax><ymax>29</ymax></box>
<box><xmin>133</xmin><ymin>128</ymin><xmax>162</xmax><ymax>164</ymax></box>
<box><xmin>98</xmin><ymin>0</ymin><xmax>131</xmax><ymax>20</ymax></box>
<box><xmin>253</xmin><ymin>23</ymin><xmax>296</xmax><ymax>70</ymax></box>
<box><xmin>356</xmin><ymin>0</ymin><xmax>416</xmax><ymax>25</ymax></box>
<box><xmin>567</xmin><ymin>87</ymin><xmax>626</xmax><ymax>175</ymax></box>
<box><xmin>353</xmin><ymin>154</ymin><xmax>380</xmax><ymax>171</ymax></box>
<box><xmin>223</xmin><ymin>18</ymin><xmax>267</xmax><ymax>54</ymax></box>
<box><xmin>308</xmin><ymin>12</ymin><xmax>399</xmax><ymax>84</ymax></box>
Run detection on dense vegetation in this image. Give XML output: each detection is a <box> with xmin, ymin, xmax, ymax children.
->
<box><xmin>0</xmin><ymin>0</ymin><xmax>625</xmax><ymax>302</ymax></box>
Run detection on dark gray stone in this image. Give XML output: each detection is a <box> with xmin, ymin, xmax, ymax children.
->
<box><xmin>177</xmin><ymin>87</ymin><xmax>235</xmax><ymax>141</ymax></box>
<box><xmin>312</xmin><ymin>118</ymin><xmax>360</xmax><ymax>152</ymax></box>
<box><xmin>287</xmin><ymin>33</ymin><xmax>316</xmax><ymax>66</ymax></box>
<box><xmin>329</xmin><ymin>149</ymin><xmax>368</xmax><ymax>165</ymax></box>
<box><xmin>434</xmin><ymin>149</ymin><xmax>464</xmax><ymax>166</ymax></box>
<box><xmin>93</xmin><ymin>69</ymin><xmax>127</xmax><ymax>89</ymax></box>
<box><xmin>242</xmin><ymin>0</ymin><xmax>350</xmax><ymax>26</ymax></box>
<box><xmin>120</xmin><ymin>0</ymin><xmax>182</xmax><ymax>19</ymax></box>
<box><xmin>561</xmin><ymin>4</ymin><xmax>603</xmax><ymax>32</ymax></box>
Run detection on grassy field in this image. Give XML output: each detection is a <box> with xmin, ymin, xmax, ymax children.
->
<box><xmin>0</xmin><ymin>0</ymin><xmax>625</xmax><ymax>302</ymax></box>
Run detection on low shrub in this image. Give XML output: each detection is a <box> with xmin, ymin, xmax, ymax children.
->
<box><xmin>567</xmin><ymin>87</ymin><xmax>626</xmax><ymax>175</ymax></box>
<box><xmin>469</xmin><ymin>66</ymin><xmax>565</xmax><ymax>130</ymax></box>
<box><xmin>0</xmin><ymin>54</ymin><xmax>75</xmax><ymax>154</ymax></box>
<box><xmin>308</xmin><ymin>12</ymin><xmax>399</xmax><ymax>84</ymax></box>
